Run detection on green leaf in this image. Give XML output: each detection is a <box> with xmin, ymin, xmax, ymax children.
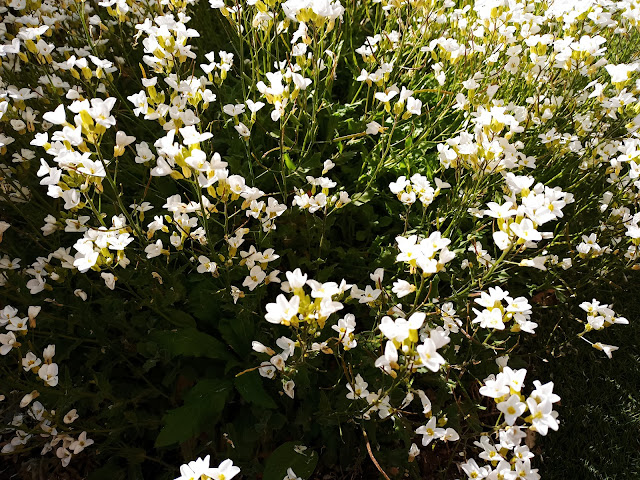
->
<box><xmin>218</xmin><ymin>313</ymin><xmax>255</xmax><ymax>356</ymax></box>
<box><xmin>150</xmin><ymin>328</ymin><xmax>233</xmax><ymax>361</ymax></box>
<box><xmin>165</xmin><ymin>309</ymin><xmax>197</xmax><ymax>328</ymax></box>
<box><xmin>429</xmin><ymin>275</ymin><xmax>440</xmax><ymax>299</ymax></box>
<box><xmin>284</xmin><ymin>153</ymin><xmax>296</xmax><ymax>171</ymax></box>
<box><xmin>332</xmin><ymin>100</ymin><xmax>363</xmax><ymax>118</ymax></box>
<box><xmin>263</xmin><ymin>442</ymin><xmax>319</xmax><ymax>480</ymax></box>
<box><xmin>185</xmin><ymin>280</ymin><xmax>223</xmax><ymax>323</ymax></box>
<box><xmin>377</xmin><ymin>216</ymin><xmax>392</xmax><ymax>228</ymax></box>
<box><xmin>405</xmin><ymin>136</ymin><xmax>413</xmax><ymax>149</ymax></box>
<box><xmin>352</xmin><ymin>190</ymin><xmax>373</xmax><ymax>206</ymax></box>
<box><xmin>234</xmin><ymin>371</ymin><xmax>277</xmax><ymax>409</ymax></box>
<box><xmin>155</xmin><ymin>379</ymin><xmax>230</xmax><ymax>447</ymax></box>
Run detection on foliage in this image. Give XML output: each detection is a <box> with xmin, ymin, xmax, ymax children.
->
<box><xmin>0</xmin><ymin>0</ymin><xmax>640</xmax><ymax>479</ymax></box>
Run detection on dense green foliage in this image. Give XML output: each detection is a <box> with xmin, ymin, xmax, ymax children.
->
<box><xmin>1</xmin><ymin>0</ymin><xmax>640</xmax><ymax>479</ymax></box>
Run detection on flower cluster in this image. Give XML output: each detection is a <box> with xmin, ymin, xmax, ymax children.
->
<box><xmin>137</xmin><ymin>13</ymin><xmax>200</xmax><ymax>74</ymax></box>
<box><xmin>175</xmin><ymin>456</ymin><xmax>239</xmax><ymax>480</ymax></box>
<box><xmin>458</xmin><ymin>364</ymin><xmax>562</xmax><ymax>479</ymax></box>
<box><xmin>2</xmin><ymin>398</ymin><xmax>92</xmax><ymax>467</ymax></box>
<box><xmin>2</xmin><ymin>0</ymin><xmax>640</xmax><ymax>476</ymax></box>
<box><xmin>472</xmin><ymin>287</ymin><xmax>536</xmax><ymax>334</ymax></box>
<box><xmin>0</xmin><ymin>302</ymin><xmax>89</xmax><ymax>463</ymax></box>
<box><xmin>0</xmin><ymin>306</ymin><xmax>60</xmax><ymax>386</ymax></box>
<box><xmin>482</xmin><ymin>174</ymin><xmax>574</xmax><ymax>251</ymax></box>
<box><xmin>389</xmin><ymin>174</ymin><xmax>450</xmax><ymax>207</ymax></box>
<box><xmin>254</xmin><ymin>269</ymin><xmax>352</xmax><ymax>397</ymax></box>
<box><xmin>376</xmin><ymin>311</ymin><xmax>449</xmax><ymax>376</ymax></box>
<box><xmin>577</xmin><ymin>299</ymin><xmax>628</xmax><ymax>358</ymax></box>
<box><xmin>293</xmin><ymin>171</ymin><xmax>350</xmax><ymax>213</ymax></box>
<box><xmin>480</xmin><ymin>366</ymin><xmax>560</xmax><ymax>433</ymax></box>
<box><xmin>396</xmin><ymin>233</ymin><xmax>455</xmax><ymax>276</ymax></box>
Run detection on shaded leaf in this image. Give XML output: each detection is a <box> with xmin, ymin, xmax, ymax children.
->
<box><xmin>234</xmin><ymin>371</ymin><xmax>277</xmax><ymax>409</ymax></box>
<box><xmin>150</xmin><ymin>328</ymin><xmax>233</xmax><ymax>361</ymax></box>
<box><xmin>155</xmin><ymin>379</ymin><xmax>230</xmax><ymax>447</ymax></box>
<box><xmin>263</xmin><ymin>441</ymin><xmax>319</xmax><ymax>480</ymax></box>
<box><xmin>165</xmin><ymin>309</ymin><xmax>197</xmax><ymax>328</ymax></box>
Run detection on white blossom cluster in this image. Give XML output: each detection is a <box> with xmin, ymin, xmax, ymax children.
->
<box><xmin>1</xmin><ymin>0</ymin><xmax>640</xmax><ymax>475</ymax></box>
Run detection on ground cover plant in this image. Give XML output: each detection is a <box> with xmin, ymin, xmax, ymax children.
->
<box><xmin>534</xmin><ymin>282</ymin><xmax>640</xmax><ymax>480</ymax></box>
<box><xmin>0</xmin><ymin>0</ymin><xmax>639</xmax><ymax>478</ymax></box>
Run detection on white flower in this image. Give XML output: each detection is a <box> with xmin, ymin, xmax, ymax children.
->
<box><xmin>415</xmin><ymin>417</ymin><xmax>444</xmax><ymax>446</ymax></box>
<box><xmin>358</xmin><ymin>285</ymin><xmax>381</xmax><ymax>304</ymax></box>
<box><xmin>283</xmin><ymin>467</ymin><xmax>302</xmax><ymax>480</ymax></box>
<box><xmin>62</xmin><ymin>189</ymin><xmax>81</xmax><ymax>210</ymax></box>
<box><xmin>472</xmin><ymin>307</ymin><xmax>505</xmax><ymax>330</ymax></box>
<box><xmin>380</xmin><ymin>313</ymin><xmax>425</xmax><ymax>344</ymax></box>
<box><xmin>234</xmin><ymin>122</ymin><xmax>251</xmax><ymax>138</ymax></box>
<box><xmin>479</xmin><ymin>375</ymin><xmax>509</xmax><ymax>399</ymax></box>
<box><xmin>366</xmin><ymin>121</ymin><xmax>383</xmax><ymax>135</ymax></box>
<box><xmin>223</xmin><ymin>103</ymin><xmax>245</xmax><ymax>116</ymax></box>
<box><xmin>530</xmin><ymin>380</ymin><xmax>561</xmax><ymax>404</ymax></box>
<box><xmin>526</xmin><ymin>398</ymin><xmax>559</xmax><ymax>435</ymax></box>
<box><xmin>19</xmin><ymin>391</ymin><xmax>38</xmax><ymax>408</ymax></box>
<box><xmin>145</xmin><ymin>240</ymin><xmax>164</xmax><ymax>259</ymax></box>
<box><xmin>74</xmin><ymin>289</ymin><xmax>88</xmax><ymax>301</ymax></box>
<box><xmin>497</xmin><ymin>394</ymin><xmax>527</xmax><ymax>425</ymax></box>
<box><xmin>0</xmin><ymin>332</ymin><xmax>18</xmax><ymax>355</ymax></box>
<box><xmin>322</xmin><ymin>159</ymin><xmax>335</xmax><ymax>174</ymax></box>
<box><xmin>270</xmin><ymin>356</ymin><xmax>285</xmax><ymax>373</ymax></box>
<box><xmin>442</xmin><ymin>428</ymin><xmax>459</xmax><ymax>442</ymax></box>
<box><xmin>370</xmin><ymin>268</ymin><xmax>384</xmax><ymax>284</ymax></box>
<box><xmin>460</xmin><ymin>459</ymin><xmax>489</xmax><ymax>479</ymax></box>
<box><xmin>271</xmin><ymin>354</ymin><xmax>285</xmax><ymax>371</ymax></box>
<box><xmin>484</xmin><ymin>201</ymin><xmax>516</xmax><ymax>219</ymax></box>
<box><xmin>246</xmin><ymin>99</ymin><xmax>265</xmax><ymax>113</ymax></box>
<box><xmin>374</xmin><ymin>341</ymin><xmax>399</xmax><ymax>376</ymax></box>
<box><xmin>259</xmin><ymin>362</ymin><xmax>276</xmax><ymax>379</ymax></box>
<box><xmin>593</xmin><ymin>342</ymin><xmax>619</xmax><ymax>358</ymax></box>
<box><xmin>375</xmin><ymin>90</ymin><xmax>398</xmax><ymax>103</ymax></box>
<box><xmin>69</xmin><ymin>431</ymin><xmax>94</xmax><ymax>454</ymax></box>
<box><xmin>179</xmin><ymin>125</ymin><xmax>213</xmax><ymax>145</ymax></box>
<box><xmin>197</xmin><ymin>256</ymin><xmax>217</xmax><ymax>274</ymax></box>
<box><xmin>63</xmin><ymin>409</ymin><xmax>79</xmax><ymax>424</ymax></box>
<box><xmin>605</xmin><ymin>63</ymin><xmax>638</xmax><ymax>84</ymax></box>
<box><xmin>265</xmin><ymin>294</ymin><xmax>300</xmax><ymax>325</ymax></box>
<box><xmin>392</xmin><ymin>279</ymin><xmax>416</xmax><ymax>298</ymax></box>
<box><xmin>101</xmin><ymin>272</ymin><xmax>116</xmax><ymax>290</ymax></box>
<box><xmin>502</xmin><ymin>367</ymin><xmax>527</xmax><ymax>392</ymax></box>
<box><xmin>38</xmin><ymin>363</ymin><xmax>59</xmax><ymax>387</ymax></box>
<box><xmin>243</xmin><ymin>265</ymin><xmax>266</xmax><ymax>291</ymax></box>
<box><xmin>346</xmin><ymin>374</ymin><xmax>369</xmax><ymax>399</ymax></box>
<box><xmin>77</xmin><ymin>160</ymin><xmax>106</xmax><ymax>178</ymax></box>
<box><xmin>510</xmin><ymin>219</ymin><xmax>542</xmax><ymax>242</ymax></box>
<box><xmin>252</xmin><ymin>341</ymin><xmax>275</xmax><ymax>355</ymax></box>
<box><xmin>42</xmin><ymin>104</ymin><xmax>66</xmax><ymax>125</ymax></box>
<box><xmin>406</xmin><ymin>97</ymin><xmax>422</xmax><ymax>115</ymax></box>
<box><xmin>209</xmin><ymin>459</ymin><xmax>241</xmax><ymax>480</ymax></box>
<box><xmin>174</xmin><ymin>455</ymin><xmax>217</xmax><ymax>480</ymax></box>
<box><xmin>114</xmin><ymin>131</ymin><xmax>136</xmax><ymax>156</ymax></box>
<box><xmin>285</xmin><ymin>269</ymin><xmax>307</xmax><ymax>290</ymax></box>
<box><xmin>307</xmin><ymin>280</ymin><xmax>340</xmax><ymax>299</ymax></box>
<box><xmin>415</xmin><ymin>339</ymin><xmax>445</xmax><ymax>372</ymax></box>
<box><xmin>283</xmin><ymin>380</ymin><xmax>295</xmax><ymax>399</ymax></box>
<box><xmin>519</xmin><ymin>256</ymin><xmax>548</xmax><ymax>270</ymax></box>
<box><xmin>22</xmin><ymin>352</ymin><xmax>41</xmax><ymax>371</ymax></box>
<box><xmin>408</xmin><ymin>443</ymin><xmax>420</xmax><ymax>461</ymax></box>
<box><xmin>56</xmin><ymin>447</ymin><xmax>72</xmax><ymax>467</ymax></box>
